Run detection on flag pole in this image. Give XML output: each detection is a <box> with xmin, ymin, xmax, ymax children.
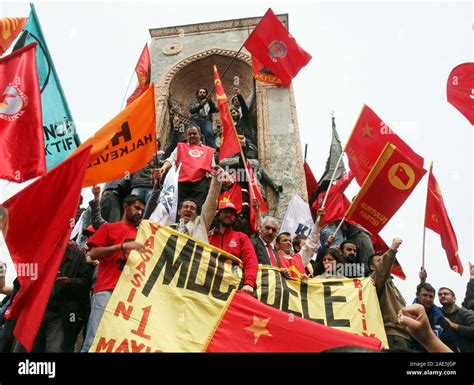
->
<box><xmin>209</xmin><ymin>44</ymin><xmax>245</xmax><ymax>96</ymax></box>
<box><xmin>320</xmin><ymin>112</ymin><xmax>345</xmax><ymax>209</ymax></box>
<box><xmin>120</xmin><ymin>69</ymin><xmax>137</xmax><ymax>111</ymax></box>
<box><xmin>333</xmin><ymin>216</ymin><xmax>346</xmax><ymax>236</ymax></box>
<box><xmin>320</xmin><ymin>151</ymin><xmax>344</xmax><ymax>210</ymax></box>
<box><xmin>422</xmin><ymin>161</ymin><xmax>433</xmax><ymax>269</ymax></box>
<box><xmin>320</xmin><ymin>106</ymin><xmax>365</xmax><ymax>211</ymax></box>
<box><xmin>304</xmin><ymin>144</ymin><xmax>308</xmax><ymax>162</ymax></box>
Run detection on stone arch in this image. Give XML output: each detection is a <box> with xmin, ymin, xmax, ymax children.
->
<box><xmin>154</xmin><ymin>49</ymin><xmax>254</xmax><ymax>149</ymax></box>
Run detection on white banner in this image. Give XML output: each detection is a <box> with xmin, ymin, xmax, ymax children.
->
<box><xmin>279</xmin><ymin>192</ymin><xmax>314</xmax><ymax>237</ymax></box>
<box><xmin>149</xmin><ymin>163</ymin><xmax>181</xmax><ymax>225</ymax></box>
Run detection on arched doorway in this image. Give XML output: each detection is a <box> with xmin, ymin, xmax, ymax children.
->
<box><xmin>155</xmin><ymin>49</ymin><xmax>254</xmax><ymax>150</ymax></box>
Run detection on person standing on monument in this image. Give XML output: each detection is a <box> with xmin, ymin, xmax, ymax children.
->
<box><xmin>189</xmin><ymin>88</ymin><xmax>218</xmax><ymax>149</ymax></box>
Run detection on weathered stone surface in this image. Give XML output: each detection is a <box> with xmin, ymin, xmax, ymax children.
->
<box><xmin>149</xmin><ymin>14</ymin><xmax>306</xmax><ymax>222</ymax></box>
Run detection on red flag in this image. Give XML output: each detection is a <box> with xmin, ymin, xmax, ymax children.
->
<box><xmin>372</xmin><ymin>234</ymin><xmax>406</xmax><ymax>280</ymax></box>
<box><xmin>206</xmin><ymin>291</ymin><xmax>381</xmax><ymax>352</ymax></box>
<box><xmin>345</xmin><ymin>105</ymin><xmax>424</xmax><ymax>185</ymax></box>
<box><xmin>251</xmin><ymin>55</ymin><xmax>283</xmax><ymax>86</ymax></box>
<box><xmin>345</xmin><ymin>143</ymin><xmax>426</xmax><ymax>235</ymax></box>
<box><xmin>244</xmin><ymin>8</ymin><xmax>312</xmax><ymax>86</ymax></box>
<box><xmin>424</xmin><ymin>166</ymin><xmax>462</xmax><ymax>274</ymax></box>
<box><xmin>0</xmin><ymin>42</ymin><xmax>46</xmax><ymax>182</ymax></box>
<box><xmin>2</xmin><ymin>145</ymin><xmax>92</xmax><ymax>351</ymax></box>
<box><xmin>213</xmin><ymin>65</ymin><xmax>241</xmax><ymax>160</ymax></box>
<box><xmin>246</xmin><ymin>161</ymin><xmax>267</xmax><ymax>212</ymax></box>
<box><xmin>246</xmin><ymin>161</ymin><xmax>268</xmax><ymax>233</ymax></box>
<box><xmin>304</xmin><ymin>161</ymin><xmax>318</xmax><ymax>202</ymax></box>
<box><xmin>446</xmin><ymin>63</ymin><xmax>474</xmax><ymax>125</ymax></box>
<box><xmin>0</xmin><ymin>17</ymin><xmax>27</xmax><ymax>55</ymax></box>
<box><xmin>218</xmin><ymin>182</ymin><xmax>243</xmax><ymax>213</ymax></box>
<box><xmin>126</xmin><ymin>44</ymin><xmax>151</xmax><ymax>106</ymax></box>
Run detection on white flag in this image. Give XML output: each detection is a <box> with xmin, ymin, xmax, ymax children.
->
<box><xmin>70</xmin><ymin>210</ymin><xmax>85</xmax><ymax>240</ymax></box>
<box><xmin>149</xmin><ymin>163</ymin><xmax>181</xmax><ymax>225</ymax></box>
<box><xmin>279</xmin><ymin>192</ymin><xmax>314</xmax><ymax>237</ymax></box>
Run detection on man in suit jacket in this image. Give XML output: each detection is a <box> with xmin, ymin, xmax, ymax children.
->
<box><xmin>250</xmin><ymin>216</ymin><xmax>281</xmax><ymax>267</ymax></box>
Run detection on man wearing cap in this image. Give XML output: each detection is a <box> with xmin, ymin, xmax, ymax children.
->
<box><xmin>208</xmin><ymin>201</ymin><xmax>258</xmax><ymax>295</ymax></box>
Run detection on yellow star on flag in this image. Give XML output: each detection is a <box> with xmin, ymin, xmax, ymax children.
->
<box><xmin>362</xmin><ymin>124</ymin><xmax>373</xmax><ymax>137</ymax></box>
<box><xmin>244</xmin><ymin>315</ymin><xmax>272</xmax><ymax>344</ymax></box>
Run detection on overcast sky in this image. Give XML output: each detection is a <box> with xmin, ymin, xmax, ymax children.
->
<box><xmin>1</xmin><ymin>0</ymin><xmax>473</xmax><ymax>305</ymax></box>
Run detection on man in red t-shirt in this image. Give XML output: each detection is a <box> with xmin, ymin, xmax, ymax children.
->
<box><xmin>81</xmin><ymin>195</ymin><xmax>145</xmax><ymax>352</ymax></box>
<box><xmin>208</xmin><ymin>201</ymin><xmax>258</xmax><ymax>295</ymax></box>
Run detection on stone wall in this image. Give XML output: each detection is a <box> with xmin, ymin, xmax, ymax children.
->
<box><xmin>149</xmin><ymin>14</ymin><xmax>306</xmax><ymax>221</ymax></box>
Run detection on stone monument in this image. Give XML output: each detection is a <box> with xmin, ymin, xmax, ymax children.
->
<box><xmin>149</xmin><ymin>14</ymin><xmax>307</xmax><ymax>220</ymax></box>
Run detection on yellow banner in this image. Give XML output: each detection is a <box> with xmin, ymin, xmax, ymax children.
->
<box><xmin>90</xmin><ymin>222</ymin><xmax>387</xmax><ymax>352</ymax></box>
<box><xmin>89</xmin><ymin>220</ymin><xmax>243</xmax><ymax>352</ymax></box>
<box><xmin>255</xmin><ymin>266</ymin><xmax>388</xmax><ymax>346</ymax></box>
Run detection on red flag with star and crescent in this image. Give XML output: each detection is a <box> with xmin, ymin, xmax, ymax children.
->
<box><xmin>424</xmin><ymin>165</ymin><xmax>462</xmax><ymax>275</ymax></box>
<box><xmin>205</xmin><ymin>291</ymin><xmax>382</xmax><ymax>352</ymax></box>
<box><xmin>345</xmin><ymin>105</ymin><xmax>424</xmax><ymax>186</ymax></box>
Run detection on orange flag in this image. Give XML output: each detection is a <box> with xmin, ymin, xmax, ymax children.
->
<box><xmin>345</xmin><ymin>105</ymin><xmax>424</xmax><ymax>185</ymax></box>
<box><xmin>213</xmin><ymin>65</ymin><xmax>241</xmax><ymax>161</ymax></box>
<box><xmin>0</xmin><ymin>17</ymin><xmax>27</xmax><ymax>55</ymax></box>
<box><xmin>345</xmin><ymin>143</ymin><xmax>426</xmax><ymax>235</ymax></box>
<box><xmin>425</xmin><ymin>165</ymin><xmax>462</xmax><ymax>274</ymax></box>
<box><xmin>76</xmin><ymin>85</ymin><xmax>156</xmax><ymax>187</ymax></box>
<box><xmin>205</xmin><ymin>291</ymin><xmax>381</xmax><ymax>352</ymax></box>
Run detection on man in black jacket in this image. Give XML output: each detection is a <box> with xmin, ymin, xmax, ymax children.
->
<box><xmin>189</xmin><ymin>88</ymin><xmax>218</xmax><ymax>148</ymax></box>
<box><xmin>230</xmin><ymin>88</ymin><xmax>257</xmax><ymax>150</ymax></box>
<box><xmin>32</xmin><ymin>241</ymin><xmax>94</xmax><ymax>352</ymax></box>
<box><xmin>462</xmin><ymin>262</ymin><xmax>474</xmax><ymax>310</ymax></box>
<box><xmin>250</xmin><ymin>216</ymin><xmax>281</xmax><ymax>267</ymax></box>
<box><xmin>100</xmin><ymin>177</ymin><xmax>131</xmax><ymax>223</ymax></box>
<box><xmin>438</xmin><ymin>286</ymin><xmax>474</xmax><ymax>352</ymax></box>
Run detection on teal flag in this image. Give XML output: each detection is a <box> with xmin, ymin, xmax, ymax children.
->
<box><xmin>14</xmin><ymin>3</ymin><xmax>80</xmax><ymax>169</ymax></box>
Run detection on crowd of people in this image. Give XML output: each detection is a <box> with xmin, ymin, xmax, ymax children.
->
<box><xmin>0</xmin><ymin>86</ymin><xmax>473</xmax><ymax>353</ymax></box>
